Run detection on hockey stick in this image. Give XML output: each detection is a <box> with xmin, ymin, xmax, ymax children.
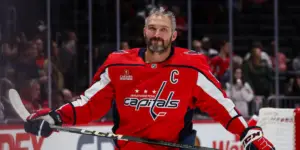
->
<box><xmin>8</xmin><ymin>89</ymin><xmax>217</xmax><ymax>150</ymax></box>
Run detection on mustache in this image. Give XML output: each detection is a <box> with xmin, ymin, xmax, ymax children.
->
<box><xmin>149</xmin><ymin>37</ymin><xmax>164</xmax><ymax>42</ymax></box>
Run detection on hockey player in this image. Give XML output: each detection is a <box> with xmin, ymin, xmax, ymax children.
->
<box><xmin>24</xmin><ymin>7</ymin><xmax>275</xmax><ymax>150</ymax></box>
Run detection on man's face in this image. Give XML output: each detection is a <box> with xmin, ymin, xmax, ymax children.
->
<box><xmin>144</xmin><ymin>15</ymin><xmax>177</xmax><ymax>53</ymax></box>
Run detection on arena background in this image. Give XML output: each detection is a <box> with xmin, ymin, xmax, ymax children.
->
<box><xmin>0</xmin><ymin>0</ymin><xmax>299</xmax><ymax>149</ymax></box>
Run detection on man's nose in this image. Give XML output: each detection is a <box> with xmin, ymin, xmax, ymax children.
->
<box><xmin>153</xmin><ymin>34</ymin><xmax>163</xmax><ymax>40</ymax></box>
<box><xmin>154</xmin><ymin>30</ymin><xmax>162</xmax><ymax>37</ymax></box>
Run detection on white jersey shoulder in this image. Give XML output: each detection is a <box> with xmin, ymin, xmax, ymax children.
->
<box><xmin>112</xmin><ymin>50</ymin><xmax>129</xmax><ymax>54</ymax></box>
<box><xmin>183</xmin><ymin>50</ymin><xmax>203</xmax><ymax>55</ymax></box>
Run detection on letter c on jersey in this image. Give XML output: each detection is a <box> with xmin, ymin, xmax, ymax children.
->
<box><xmin>170</xmin><ymin>69</ymin><xmax>179</xmax><ymax>84</ymax></box>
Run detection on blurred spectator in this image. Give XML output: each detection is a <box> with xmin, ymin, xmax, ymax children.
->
<box><xmin>20</xmin><ymin>79</ymin><xmax>45</xmax><ymax>113</ymax></box>
<box><xmin>233</xmin><ymin>55</ymin><xmax>243</xmax><ymax>68</ymax></box>
<box><xmin>244</xmin><ymin>41</ymin><xmax>272</xmax><ymax>68</ymax></box>
<box><xmin>242</xmin><ymin>45</ymin><xmax>273</xmax><ymax>98</ymax></box>
<box><xmin>292</xmin><ymin>52</ymin><xmax>300</xmax><ymax>71</ymax></box>
<box><xmin>285</xmin><ymin>75</ymin><xmax>300</xmax><ymax>108</ymax></box>
<box><xmin>50</xmin><ymin>41</ymin><xmax>64</xmax><ymax>72</ymax></box>
<box><xmin>13</xmin><ymin>41</ymin><xmax>44</xmax><ymax>87</ymax></box>
<box><xmin>60</xmin><ymin>31</ymin><xmax>78</xmax><ymax>91</ymax></box>
<box><xmin>61</xmin><ymin>88</ymin><xmax>73</xmax><ymax>102</ymax></box>
<box><xmin>286</xmin><ymin>75</ymin><xmax>300</xmax><ymax>97</ymax></box>
<box><xmin>121</xmin><ymin>41</ymin><xmax>130</xmax><ymax>50</ymax></box>
<box><xmin>201</xmin><ymin>37</ymin><xmax>218</xmax><ymax>58</ymax></box>
<box><xmin>192</xmin><ymin>39</ymin><xmax>203</xmax><ymax>53</ymax></box>
<box><xmin>66</xmin><ymin>31</ymin><xmax>78</xmax><ymax>53</ymax></box>
<box><xmin>210</xmin><ymin>40</ymin><xmax>230</xmax><ymax>82</ymax></box>
<box><xmin>226</xmin><ymin>67</ymin><xmax>254</xmax><ymax>117</ymax></box>
<box><xmin>43</xmin><ymin>59</ymin><xmax>64</xmax><ymax>91</ymax></box>
<box><xmin>52</xmin><ymin>88</ymin><xmax>74</xmax><ymax>108</ymax></box>
<box><xmin>42</xmin><ymin>41</ymin><xmax>65</xmax><ymax>91</ymax></box>
<box><xmin>192</xmin><ymin>39</ymin><xmax>210</xmax><ymax>63</ymax></box>
<box><xmin>268</xmin><ymin>41</ymin><xmax>287</xmax><ymax>72</ymax></box>
<box><xmin>32</xmin><ymin>37</ymin><xmax>49</xmax><ymax>101</ymax></box>
<box><xmin>2</xmin><ymin>42</ymin><xmax>18</xmax><ymax>58</ymax></box>
<box><xmin>34</xmin><ymin>37</ymin><xmax>46</xmax><ymax>69</ymax></box>
<box><xmin>51</xmin><ymin>91</ymin><xmax>64</xmax><ymax>108</ymax></box>
<box><xmin>35</xmin><ymin>37</ymin><xmax>44</xmax><ymax>56</ymax></box>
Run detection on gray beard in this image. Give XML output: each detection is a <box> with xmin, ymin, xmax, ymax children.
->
<box><xmin>147</xmin><ymin>40</ymin><xmax>172</xmax><ymax>54</ymax></box>
<box><xmin>145</xmin><ymin>36</ymin><xmax>172</xmax><ymax>53</ymax></box>
<box><xmin>148</xmin><ymin>44</ymin><xmax>166</xmax><ymax>53</ymax></box>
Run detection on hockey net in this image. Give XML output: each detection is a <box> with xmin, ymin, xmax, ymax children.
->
<box><xmin>256</xmin><ymin>108</ymin><xmax>300</xmax><ymax>150</ymax></box>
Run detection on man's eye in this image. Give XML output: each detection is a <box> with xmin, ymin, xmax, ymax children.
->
<box><xmin>161</xmin><ymin>28</ymin><xmax>167</xmax><ymax>32</ymax></box>
<box><xmin>149</xmin><ymin>27</ymin><xmax>155</xmax><ymax>30</ymax></box>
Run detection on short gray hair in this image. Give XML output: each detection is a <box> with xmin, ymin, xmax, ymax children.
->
<box><xmin>145</xmin><ymin>7</ymin><xmax>176</xmax><ymax>32</ymax></box>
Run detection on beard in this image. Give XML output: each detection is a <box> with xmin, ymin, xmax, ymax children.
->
<box><xmin>145</xmin><ymin>36</ymin><xmax>171</xmax><ymax>53</ymax></box>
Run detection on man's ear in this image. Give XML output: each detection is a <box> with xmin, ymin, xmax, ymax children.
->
<box><xmin>171</xmin><ymin>31</ymin><xmax>178</xmax><ymax>42</ymax></box>
<box><xmin>143</xmin><ymin>27</ymin><xmax>147</xmax><ymax>37</ymax></box>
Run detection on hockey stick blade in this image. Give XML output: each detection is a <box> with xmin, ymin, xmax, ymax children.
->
<box><xmin>8</xmin><ymin>89</ymin><xmax>30</xmax><ymax>121</ymax></box>
<box><xmin>8</xmin><ymin>89</ymin><xmax>217</xmax><ymax>150</ymax></box>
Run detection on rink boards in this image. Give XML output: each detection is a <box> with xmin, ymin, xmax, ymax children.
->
<box><xmin>0</xmin><ymin>121</ymin><xmax>243</xmax><ymax>150</ymax></box>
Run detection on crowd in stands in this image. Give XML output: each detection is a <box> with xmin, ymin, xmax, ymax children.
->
<box><xmin>1</xmin><ymin>0</ymin><xmax>300</xmax><ymax>124</ymax></box>
<box><xmin>192</xmin><ymin>37</ymin><xmax>300</xmax><ymax>118</ymax></box>
<box><xmin>0</xmin><ymin>28</ymin><xmax>78</xmax><ymax>123</ymax></box>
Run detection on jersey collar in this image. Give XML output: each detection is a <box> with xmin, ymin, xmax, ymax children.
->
<box><xmin>138</xmin><ymin>47</ymin><xmax>175</xmax><ymax>63</ymax></box>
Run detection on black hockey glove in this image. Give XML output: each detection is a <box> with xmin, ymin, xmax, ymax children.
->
<box><xmin>24</xmin><ymin>108</ymin><xmax>62</xmax><ymax>137</ymax></box>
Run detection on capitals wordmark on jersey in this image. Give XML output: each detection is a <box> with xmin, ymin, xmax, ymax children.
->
<box><xmin>124</xmin><ymin>81</ymin><xmax>180</xmax><ymax>120</ymax></box>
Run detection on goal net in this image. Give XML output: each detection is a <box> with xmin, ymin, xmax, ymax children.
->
<box><xmin>257</xmin><ymin>108</ymin><xmax>300</xmax><ymax>150</ymax></box>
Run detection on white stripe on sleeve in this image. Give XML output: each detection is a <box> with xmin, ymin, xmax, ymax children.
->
<box><xmin>238</xmin><ymin>116</ymin><xmax>248</xmax><ymax>127</ymax></box>
<box><xmin>196</xmin><ymin>72</ymin><xmax>236</xmax><ymax>117</ymax></box>
<box><xmin>68</xmin><ymin>68</ymin><xmax>111</xmax><ymax>107</ymax></box>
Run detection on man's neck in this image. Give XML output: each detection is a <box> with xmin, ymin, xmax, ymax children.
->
<box><xmin>145</xmin><ymin>48</ymin><xmax>171</xmax><ymax>63</ymax></box>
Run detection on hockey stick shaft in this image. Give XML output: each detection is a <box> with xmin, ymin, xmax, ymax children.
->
<box><xmin>8</xmin><ymin>89</ymin><xmax>217</xmax><ymax>150</ymax></box>
<box><xmin>50</xmin><ymin>125</ymin><xmax>217</xmax><ymax>150</ymax></box>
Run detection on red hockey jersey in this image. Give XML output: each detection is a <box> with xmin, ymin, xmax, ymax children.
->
<box><xmin>210</xmin><ymin>55</ymin><xmax>230</xmax><ymax>79</ymax></box>
<box><xmin>57</xmin><ymin>47</ymin><xmax>247</xmax><ymax>150</ymax></box>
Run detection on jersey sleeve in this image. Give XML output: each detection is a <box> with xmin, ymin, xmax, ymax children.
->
<box><xmin>192</xmin><ymin>60</ymin><xmax>248</xmax><ymax>136</ymax></box>
<box><xmin>56</xmin><ymin>55</ymin><xmax>115</xmax><ymax>125</ymax></box>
